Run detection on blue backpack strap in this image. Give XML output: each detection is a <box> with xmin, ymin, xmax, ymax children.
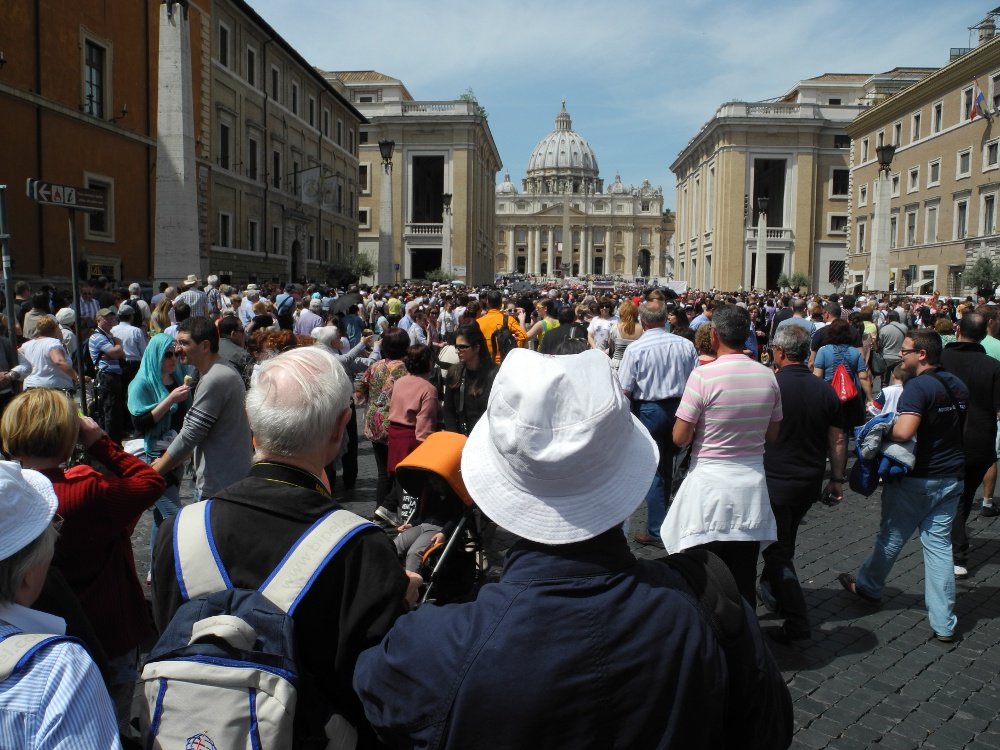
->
<box><xmin>259</xmin><ymin>510</ymin><xmax>375</xmax><ymax>615</ymax></box>
<box><xmin>0</xmin><ymin>632</ymin><xmax>78</xmax><ymax>681</ymax></box>
<box><xmin>173</xmin><ymin>500</ymin><xmax>232</xmax><ymax>602</ymax></box>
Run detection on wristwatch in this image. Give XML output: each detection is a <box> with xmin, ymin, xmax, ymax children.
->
<box><xmin>831</xmin><ymin>477</ymin><xmax>846</xmax><ymax>483</ymax></box>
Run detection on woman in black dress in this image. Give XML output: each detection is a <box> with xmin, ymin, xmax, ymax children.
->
<box><xmin>443</xmin><ymin>323</ymin><xmax>497</xmax><ymax>436</ymax></box>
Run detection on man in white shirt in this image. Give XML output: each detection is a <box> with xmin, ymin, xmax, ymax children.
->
<box><xmin>112</xmin><ymin>305</ymin><xmax>148</xmax><ymax>432</ymax></box>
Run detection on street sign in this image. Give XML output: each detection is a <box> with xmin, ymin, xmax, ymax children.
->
<box><xmin>26</xmin><ymin>178</ymin><xmax>105</xmax><ymax>213</ymax></box>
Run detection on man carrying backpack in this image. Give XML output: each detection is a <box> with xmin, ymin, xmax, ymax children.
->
<box><xmin>477</xmin><ymin>289</ymin><xmax>526</xmax><ymax>364</ymax></box>
<box><xmin>151</xmin><ymin>347</ymin><xmax>418</xmax><ymax>748</ymax></box>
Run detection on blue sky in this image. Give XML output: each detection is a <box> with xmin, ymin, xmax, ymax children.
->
<box><xmin>255</xmin><ymin>0</ymin><xmax>991</xmax><ymax>208</ymax></box>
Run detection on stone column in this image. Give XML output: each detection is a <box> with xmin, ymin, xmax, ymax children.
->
<box><xmin>547</xmin><ymin>226</ymin><xmax>555</xmax><ymax>277</ymax></box>
<box><xmin>533</xmin><ymin>227</ymin><xmax>542</xmax><ymax>275</ymax></box>
<box><xmin>507</xmin><ymin>227</ymin><xmax>515</xmax><ymax>273</ymax></box>
<box><xmin>155</xmin><ymin>1</ymin><xmax>201</xmax><ymax>283</ymax></box>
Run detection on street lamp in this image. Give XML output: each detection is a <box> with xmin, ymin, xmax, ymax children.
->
<box><xmin>869</xmin><ymin>143</ymin><xmax>896</xmax><ymax>293</ymax></box>
<box><xmin>377</xmin><ymin>139</ymin><xmax>395</xmax><ymax>284</ymax></box>
<box><xmin>441</xmin><ymin>193</ymin><xmax>453</xmax><ymax>277</ymax></box>
<box><xmin>378</xmin><ymin>139</ymin><xmax>395</xmax><ymax>172</ymax></box>
<box><xmin>753</xmin><ymin>195</ymin><xmax>768</xmax><ymax>291</ymax></box>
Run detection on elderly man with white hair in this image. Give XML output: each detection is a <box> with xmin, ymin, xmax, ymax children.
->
<box><xmin>0</xmin><ymin>461</ymin><xmax>121</xmax><ymax>748</ymax></box>
<box><xmin>239</xmin><ymin>283</ymin><xmax>261</xmax><ymax>329</ymax></box>
<box><xmin>355</xmin><ymin>349</ymin><xmax>792</xmax><ymax>750</ymax></box>
<box><xmin>152</xmin><ymin>346</ymin><xmax>416</xmax><ymax>748</ymax></box>
<box><xmin>295</xmin><ymin>297</ymin><xmax>325</xmax><ymax>336</ymax></box>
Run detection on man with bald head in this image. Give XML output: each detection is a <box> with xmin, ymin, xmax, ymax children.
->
<box><xmin>941</xmin><ymin>312</ymin><xmax>1000</xmax><ymax>577</ymax></box>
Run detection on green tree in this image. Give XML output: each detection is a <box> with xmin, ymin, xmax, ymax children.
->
<box><xmin>424</xmin><ymin>268</ymin><xmax>456</xmax><ymax>283</ymax></box>
<box><xmin>788</xmin><ymin>272</ymin><xmax>810</xmax><ymax>293</ymax></box>
<box><xmin>459</xmin><ymin>87</ymin><xmax>488</xmax><ymax>119</ymax></box>
<box><xmin>963</xmin><ymin>255</ymin><xmax>1000</xmax><ymax>295</ymax></box>
<box><xmin>776</xmin><ymin>273</ymin><xmax>790</xmax><ymax>291</ymax></box>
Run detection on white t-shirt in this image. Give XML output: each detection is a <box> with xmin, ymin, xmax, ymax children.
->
<box><xmin>21</xmin><ymin>337</ymin><xmax>74</xmax><ymax>389</ymax></box>
<box><xmin>588</xmin><ymin>317</ymin><xmax>614</xmax><ymax>351</ymax></box>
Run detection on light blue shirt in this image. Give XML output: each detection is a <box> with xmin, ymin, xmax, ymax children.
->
<box><xmin>0</xmin><ymin>621</ymin><xmax>121</xmax><ymax>749</ymax></box>
<box><xmin>617</xmin><ymin>327</ymin><xmax>699</xmax><ymax>401</ymax></box>
<box><xmin>775</xmin><ymin>315</ymin><xmax>816</xmax><ymax>336</ymax></box>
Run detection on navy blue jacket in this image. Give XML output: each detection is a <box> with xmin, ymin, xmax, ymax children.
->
<box><xmin>354</xmin><ymin>529</ymin><xmax>791</xmax><ymax>749</ymax></box>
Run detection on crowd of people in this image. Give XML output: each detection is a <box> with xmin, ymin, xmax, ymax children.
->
<box><xmin>0</xmin><ymin>270</ymin><xmax>997</xmax><ymax>748</ymax></box>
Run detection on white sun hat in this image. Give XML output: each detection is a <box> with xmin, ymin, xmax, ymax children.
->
<box><xmin>462</xmin><ymin>348</ymin><xmax>658</xmax><ymax>544</ymax></box>
<box><xmin>0</xmin><ymin>461</ymin><xmax>59</xmax><ymax>560</ymax></box>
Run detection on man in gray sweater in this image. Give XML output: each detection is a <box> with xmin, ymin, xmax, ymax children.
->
<box><xmin>151</xmin><ymin>317</ymin><xmax>252</xmax><ymax>498</ymax></box>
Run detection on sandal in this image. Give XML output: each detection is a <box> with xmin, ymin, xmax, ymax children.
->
<box><xmin>838</xmin><ymin>572</ymin><xmax>881</xmax><ymax>604</ymax></box>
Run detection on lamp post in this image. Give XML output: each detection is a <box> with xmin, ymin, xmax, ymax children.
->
<box><xmin>869</xmin><ymin>143</ymin><xmax>896</xmax><ymax>294</ymax></box>
<box><xmin>377</xmin><ymin>139</ymin><xmax>395</xmax><ymax>285</ymax></box>
<box><xmin>441</xmin><ymin>192</ymin><xmax>452</xmax><ymax>277</ymax></box>
<box><xmin>753</xmin><ymin>195</ymin><xmax>768</xmax><ymax>291</ymax></box>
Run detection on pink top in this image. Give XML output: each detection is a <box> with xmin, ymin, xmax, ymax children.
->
<box><xmin>676</xmin><ymin>354</ymin><xmax>782</xmax><ymax>460</ymax></box>
<box><xmin>388</xmin><ymin>375</ymin><xmax>440</xmax><ymax>442</ymax></box>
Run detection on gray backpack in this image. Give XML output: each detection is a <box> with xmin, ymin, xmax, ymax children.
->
<box><xmin>140</xmin><ymin>501</ymin><xmax>374</xmax><ymax>749</ymax></box>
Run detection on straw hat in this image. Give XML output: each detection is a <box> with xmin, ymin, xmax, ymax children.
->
<box><xmin>462</xmin><ymin>349</ymin><xmax>657</xmax><ymax>544</ymax></box>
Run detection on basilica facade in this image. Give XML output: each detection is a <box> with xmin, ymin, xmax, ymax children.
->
<box><xmin>495</xmin><ymin>103</ymin><xmax>668</xmax><ymax>278</ymax></box>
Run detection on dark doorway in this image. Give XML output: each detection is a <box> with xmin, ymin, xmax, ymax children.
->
<box><xmin>411</xmin><ymin>156</ymin><xmax>445</xmax><ymax>223</ymax></box>
<box><xmin>767</xmin><ymin>253</ymin><xmax>784</xmax><ymax>290</ymax></box>
<box><xmin>410</xmin><ymin>247</ymin><xmax>442</xmax><ymax>280</ymax></box>
<box><xmin>291</xmin><ymin>239</ymin><xmax>301</xmax><ymax>282</ymax></box>
<box><xmin>753</xmin><ymin>159</ymin><xmax>786</xmax><ymax>227</ymax></box>
<box><xmin>541</xmin><ymin>262</ymin><xmax>548</xmax><ymax>275</ymax></box>
<box><xmin>516</xmin><ymin>256</ymin><xmax>526</xmax><ymax>273</ymax></box>
<box><xmin>638</xmin><ymin>249</ymin><xmax>651</xmax><ymax>277</ymax></box>
<box><xmin>593</xmin><ymin>257</ymin><xmax>604</xmax><ymax>274</ymax></box>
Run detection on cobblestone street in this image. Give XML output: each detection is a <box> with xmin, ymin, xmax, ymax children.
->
<box><xmin>131</xmin><ymin>430</ymin><xmax>1000</xmax><ymax>749</ymax></box>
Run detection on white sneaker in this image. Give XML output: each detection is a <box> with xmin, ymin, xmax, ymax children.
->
<box><xmin>954</xmin><ymin>565</ymin><xmax>968</xmax><ymax>578</ymax></box>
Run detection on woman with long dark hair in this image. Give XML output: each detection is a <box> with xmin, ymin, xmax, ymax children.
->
<box><xmin>443</xmin><ymin>323</ymin><xmax>497</xmax><ymax>436</ymax></box>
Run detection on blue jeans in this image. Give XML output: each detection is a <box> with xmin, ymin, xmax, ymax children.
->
<box><xmin>856</xmin><ymin>475</ymin><xmax>962</xmax><ymax>636</ymax></box>
<box><xmin>636</xmin><ymin>398</ymin><xmax>680</xmax><ymax>540</ymax></box>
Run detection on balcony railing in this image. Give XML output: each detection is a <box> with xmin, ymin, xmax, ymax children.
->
<box><xmin>746</xmin><ymin>227</ymin><xmax>794</xmax><ymax>241</ymax></box>
<box><xmin>405</xmin><ymin>223</ymin><xmax>443</xmax><ymax>236</ymax></box>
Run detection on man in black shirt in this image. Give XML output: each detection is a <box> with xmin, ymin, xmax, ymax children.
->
<box><xmin>940</xmin><ymin>313</ymin><xmax>1000</xmax><ymax>577</ymax></box>
<box><xmin>761</xmin><ymin>325</ymin><xmax>844</xmax><ymax>642</ymax></box>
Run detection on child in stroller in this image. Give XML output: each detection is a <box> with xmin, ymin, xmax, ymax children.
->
<box><xmin>394</xmin><ymin>432</ymin><xmax>480</xmax><ymax>604</ymax></box>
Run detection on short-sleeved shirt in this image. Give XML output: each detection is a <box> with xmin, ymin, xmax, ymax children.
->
<box><xmin>88</xmin><ymin>329</ymin><xmax>122</xmax><ymax>374</ymax></box>
<box><xmin>676</xmin><ymin>353</ymin><xmax>782</xmax><ymax>460</ymax></box>
<box><xmin>587</xmin><ymin>317</ymin><xmax>614</xmax><ymax>351</ymax></box>
<box><xmin>897</xmin><ymin>369</ymin><xmax>968</xmax><ymax>477</ymax></box>
<box><xmin>814</xmin><ymin>344</ymin><xmax>866</xmax><ymax>386</ymax></box>
<box><xmin>775</xmin><ymin>316</ymin><xmax>816</xmax><ymax>336</ymax></box>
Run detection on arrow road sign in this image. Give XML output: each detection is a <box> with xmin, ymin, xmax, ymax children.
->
<box><xmin>26</xmin><ymin>178</ymin><xmax>105</xmax><ymax>213</ymax></box>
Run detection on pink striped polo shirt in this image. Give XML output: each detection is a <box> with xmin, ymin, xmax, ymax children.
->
<box><xmin>675</xmin><ymin>353</ymin><xmax>782</xmax><ymax>460</ymax></box>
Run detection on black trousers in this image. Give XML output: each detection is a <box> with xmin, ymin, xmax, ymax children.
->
<box><xmin>341</xmin><ymin>402</ymin><xmax>359</xmax><ymax>489</ymax></box>
<box><xmin>94</xmin><ymin>372</ymin><xmax>125</xmax><ymax>444</ymax></box>
<box><xmin>372</xmin><ymin>441</ymin><xmax>396</xmax><ymax>511</ymax></box>
<box><xmin>952</xmin><ymin>455</ymin><xmax>995</xmax><ymax>566</ymax></box>
<box><xmin>692</xmin><ymin>539</ymin><xmax>760</xmax><ymax>607</ymax></box>
<box><xmin>760</xmin><ymin>503</ymin><xmax>812</xmax><ymax>634</ymax></box>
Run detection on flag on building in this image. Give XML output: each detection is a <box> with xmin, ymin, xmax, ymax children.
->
<box><xmin>971</xmin><ymin>89</ymin><xmax>992</xmax><ymax>121</ymax></box>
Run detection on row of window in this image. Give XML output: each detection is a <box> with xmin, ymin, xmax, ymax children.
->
<box><xmin>858</xmin><ymin>72</ymin><xmax>1000</xmax><ymax>160</ymax></box>
<box><xmin>496</xmin><ymin>228</ymin><xmax>643</xmax><ymax>244</ymax></box>
<box><xmin>215</xmin><ymin>125</ymin><xmax>357</xmax><ymax>212</ymax></box>
<box><xmin>853</xmin><ymin>192</ymin><xmax>998</xmax><ymax>253</ymax></box>
<box><xmin>217</xmin><ymin>20</ymin><xmax>356</xmax><ymax>154</ymax></box>
<box><xmin>215</xmin><ymin>214</ymin><xmax>347</xmax><ymax>261</ymax></box>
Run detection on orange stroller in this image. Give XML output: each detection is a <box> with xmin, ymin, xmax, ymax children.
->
<box><xmin>394</xmin><ymin>432</ymin><xmax>484</xmax><ymax>604</ymax></box>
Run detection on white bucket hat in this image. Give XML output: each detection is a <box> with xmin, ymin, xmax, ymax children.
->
<box><xmin>462</xmin><ymin>348</ymin><xmax>658</xmax><ymax>544</ymax></box>
<box><xmin>0</xmin><ymin>461</ymin><xmax>59</xmax><ymax>560</ymax></box>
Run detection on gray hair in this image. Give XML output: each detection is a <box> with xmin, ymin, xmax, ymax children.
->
<box><xmin>0</xmin><ymin>524</ymin><xmax>57</xmax><ymax>606</ymax></box>
<box><xmin>772</xmin><ymin>324</ymin><xmax>811</xmax><ymax>363</ymax></box>
<box><xmin>128</xmin><ymin>282</ymin><xmax>141</xmax><ymax>294</ymax></box>
<box><xmin>712</xmin><ymin>304</ymin><xmax>750</xmax><ymax>348</ymax></box>
<box><xmin>310</xmin><ymin>326</ymin><xmax>342</xmax><ymax>350</ymax></box>
<box><xmin>246</xmin><ymin>347</ymin><xmax>352</xmax><ymax>458</ymax></box>
<box><xmin>638</xmin><ymin>300</ymin><xmax>667</xmax><ymax>328</ymax></box>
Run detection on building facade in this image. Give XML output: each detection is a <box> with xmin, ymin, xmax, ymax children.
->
<box><xmin>847</xmin><ymin>18</ymin><xmax>1000</xmax><ymax>296</ymax></box>
<box><xmin>495</xmin><ymin>103</ymin><xmax>667</xmax><ymax>279</ymax></box>
<box><xmin>0</xmin><ymin>0</ymin><xmax>165</xmax><ymax>283</ymax></box>
<box><xmin>326</xmin><ymin>71</ymin><xmax>502</xmax><ymax>286</ymax></box>
<box><xmin>671</xmin><ymin>74</ymin><xmax>881</xmax><ymax>293</ymax></box>
<box><xmin>207</xmin><ymin>0</ymin><xmax>364</xmax><ymax>285</ymax></box>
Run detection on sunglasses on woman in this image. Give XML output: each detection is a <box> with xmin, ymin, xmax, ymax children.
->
<box><xmin>163</xmin><ymin>350</ymin><xmax>177</xmax><ymax>359</ymax></box>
